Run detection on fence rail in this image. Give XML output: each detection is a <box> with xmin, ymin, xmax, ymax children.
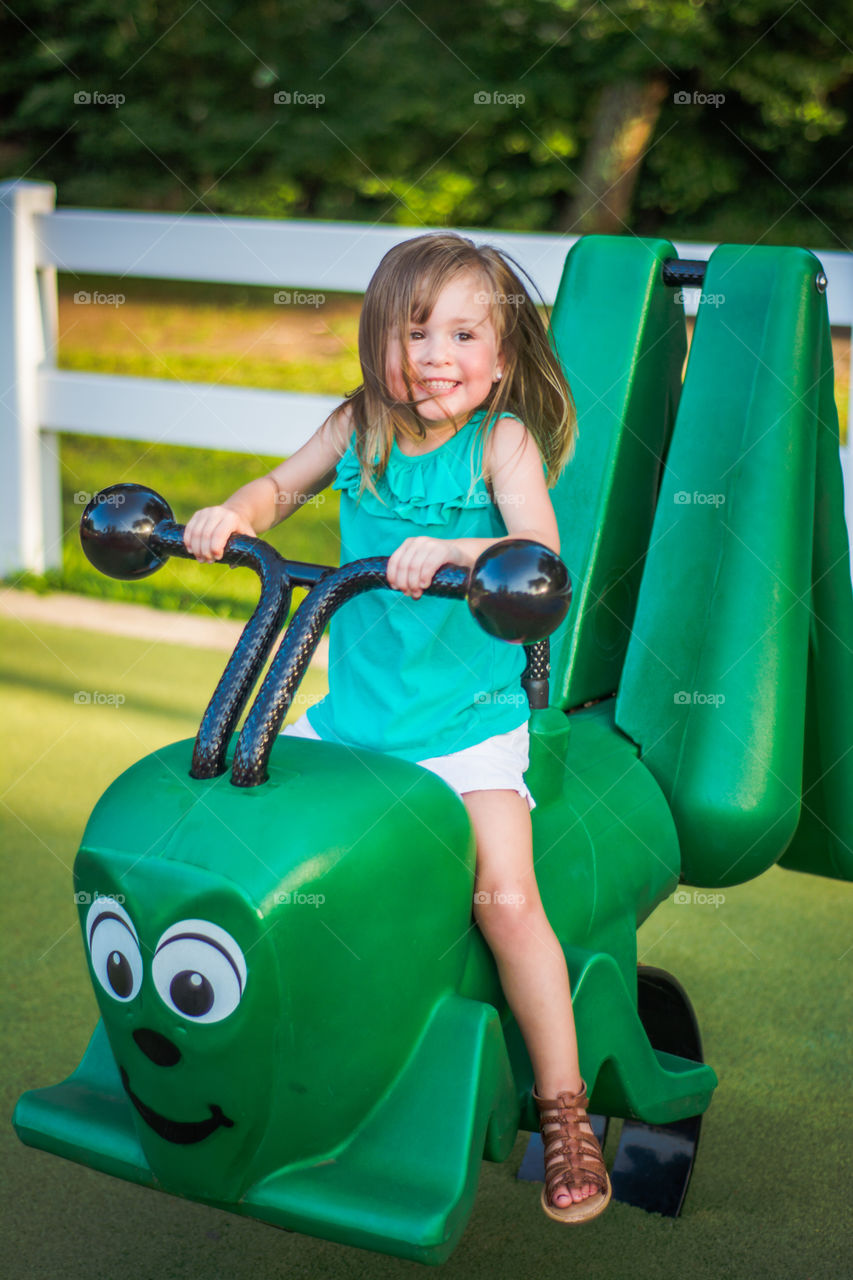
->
<box><xmin>2</xmin><ymin>178</ymin><xmax>852</xmax><ymax>576</ymax></box>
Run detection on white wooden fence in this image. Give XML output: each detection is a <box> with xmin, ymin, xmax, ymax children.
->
<box><xmin>2</xmin><ymin>177</ymin><xmax>852</xmax><ymax>576</ymax></box>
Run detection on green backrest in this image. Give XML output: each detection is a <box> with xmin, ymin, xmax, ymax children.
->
<box><xmin>615</xmin><ymin>244</ymin><xmax>853</xmax><ymax>887</ymax></box>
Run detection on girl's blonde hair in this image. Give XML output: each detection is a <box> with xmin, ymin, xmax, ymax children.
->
<box><xmin>335</xmin><ymin>232</ymin><xmax>577</xmax><ymax>496</ymax></box>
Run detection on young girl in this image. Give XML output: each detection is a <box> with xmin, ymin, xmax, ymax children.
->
<box><xmin>183</xmin><ymin>232</ymin><xmax>611</xmax><ymax>1224</ymax></box>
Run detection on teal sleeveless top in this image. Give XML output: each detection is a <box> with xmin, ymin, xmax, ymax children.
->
<box><xmin>306</xmin><ymin>407</ymin><xmax>531</xmax><ymax>761</ymax></box>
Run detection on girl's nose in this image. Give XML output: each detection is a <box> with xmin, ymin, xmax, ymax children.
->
<box><xmin>423</xmin><ymin>337</ymin><xmax>452</xmax><ymax>365</ymax></box>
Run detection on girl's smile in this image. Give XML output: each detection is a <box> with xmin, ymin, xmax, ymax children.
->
<box><xmin>386</xmin><ymin>274</ymin><xmax>503</xmax><ymax>428</ymax></box>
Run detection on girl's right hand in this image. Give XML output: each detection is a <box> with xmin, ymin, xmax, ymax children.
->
<box><xmin>183</xmin><ymin>505</ymin><xmax>257</xmax><ymax>563</ymax></box>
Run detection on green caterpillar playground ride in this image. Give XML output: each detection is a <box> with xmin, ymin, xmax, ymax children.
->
<box><xmin>13</xmin><ymin>235</ymin><xmax>852</xmax><ymax>1265</ymax></box>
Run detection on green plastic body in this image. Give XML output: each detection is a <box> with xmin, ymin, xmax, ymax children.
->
<box><xmin>14</xmin><ymin>234</ymin><xmax>852</xmax><ymax>1264</ymax></box>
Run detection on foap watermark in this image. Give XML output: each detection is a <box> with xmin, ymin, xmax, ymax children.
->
<box><xmin>73</xmin><ymin>690</ymin><xmax>126</xmax><ymax>707</ymax></box>
<box><xmin>73</xmin><ymin>90</ymin><xmax>125</xmax><ymax>108</ymax></box>
<box><xmin>474</xmin><ymin>890</ymin><xmax>526</xmax><ymax>905</ymax></box>
<box><xmin>274</xmin><ymin>490</ymin><xmax>326</xmax><ymax>509</ymax></box>
<box><xmin>674</xmin><ymin>690</ymin><xmax>726</xmax><ymax>708</ymax></box>
<box><xmin>273</xmin><ymin>90</ymin><xmax>324</xmax><ymax>107</ymax></box>
<box><xmin>674</xmin><ymin>289</ymin><xmax>725</xmax><ymax>308</ymax></box>
<box><xmin>471</xmin><ymin>490</ymin><xmax>526</xmax><ymax>507</ymax></box>
<box><xmin>474</xmin><ymin>90</ymin><xmax>525</xmax><ymax>107</ymax></box>
<box><xmin>273</xmin><ymin>290</ymin><xmax>325</xmax><ymax>307</ymax></box>
<box><xmin>674</xmin><ymin>888</ymin><xmax>726</xmax><ymax>908</ymax></box>
<box><xmin>73</xmin><ymin>290</ymin><xmax>125</xmax><ymax>307</ymax></box>
<box><xmin>74</xmin><ymin>890</ymin><xmax>126</xmax><ymax>905</ymax></box>
<box><xmin>74</xmin><ymin>489</ymin><xmax>126</xmax><ymax>507</ymax></box>
<box><xmin>474</xmin><ymin>290</ymin><xmax>526</xmax><ymax>306</ymax></box>
<box><xmin>273</xmin><ymin>891</ymin><xmax>326</xmax><ymax>907</ymax></box>
<box><xmin>673</xmin><ymin>90</ymin><xmax>725</xmax><ymax>109</ymax></box>
<box><xmin>674</xmin><ymin>490</ymin><xmax>726</xmax><ymax>507</ymax></box>
<box><xmin>473</xmin><ymin>690</ymin><xmax>528</xmax><ymax>707</ymax></box>
<box><xmin>285</xmin><ymin>692</ymin><xmax>323</xmax><ymax>710</ymax></box>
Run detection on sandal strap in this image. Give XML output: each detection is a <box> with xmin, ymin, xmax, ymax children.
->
<box><xmin>532</xmin><ymin>1080</ymin><xmax>609</xmax><ymax>1199</ymax></box>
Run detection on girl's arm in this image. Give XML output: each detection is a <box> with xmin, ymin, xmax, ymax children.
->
<box><xmin>184</xmin><ymin>406</ymin><xmax>352</xmax><ymax>562</ymax></box>
<box><xmin>387</xmin><ymin>417</ymin><xmax>559</xmax><ymax>598</ymax></box>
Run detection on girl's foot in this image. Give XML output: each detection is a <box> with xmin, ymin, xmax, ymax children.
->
<box><xmin>532</xmin><ymin>1080</ymin><xmax>611</xmax><ymax>1223</ymax></box>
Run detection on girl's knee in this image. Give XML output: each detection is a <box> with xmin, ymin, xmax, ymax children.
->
<box><xmin>473</xmin><ymin>885</ymin><xmax>543</xmax><ymax>939</ymax></box>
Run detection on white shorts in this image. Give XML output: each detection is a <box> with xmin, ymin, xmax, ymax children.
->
<box><xmin>280</xmin><ymin>713</ymin><xmax>536</xmax><ymax>811</ymax></box>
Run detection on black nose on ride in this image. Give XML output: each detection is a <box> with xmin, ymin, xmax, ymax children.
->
<box><xmin>80</xmin><ymin>483</ymin><xmax>174</xmax><ymax>580</ymax></box>
<box><xmin>467</xmin><ymin>540</ymin><xmax>572</xmax><ymax>644</ymax></box>
<box><xmin>133</xmin><ymin>1027</ymin><xmax>182</xmax><ymax>1067</ymax></box>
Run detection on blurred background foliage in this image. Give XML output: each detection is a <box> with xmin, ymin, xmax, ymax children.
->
<box><xmin>2</xmin><ymin>0</ymin><xmax>852</xmax><ymax>246</ymax></box>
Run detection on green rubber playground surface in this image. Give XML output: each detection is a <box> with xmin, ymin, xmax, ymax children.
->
<box><xmin>2</xmin><ymin>614</ymin><xmax>851</xmax><ymax>1280</ymax></box>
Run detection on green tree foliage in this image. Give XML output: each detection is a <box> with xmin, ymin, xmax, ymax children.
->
<box><xmin>2</xmin><ymin>0</ymin><xmax>851</xmax><ymax>245</ymax></box>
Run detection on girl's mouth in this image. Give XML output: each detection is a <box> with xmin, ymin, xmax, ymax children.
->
<box><xmin>416</xmin><ymin>379</ymin><xmax>460</xmax><ymax>395</ymax></box>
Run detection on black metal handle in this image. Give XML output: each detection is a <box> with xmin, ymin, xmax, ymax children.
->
<box><xmin>230</xmin><ymin>557</ymin><xmax>470</xmax><ymax>786</ymax></box>
<box><xmin>230</xmin><ymin>539</ymin><xmax>571</xmax><ymax>787</ymax></box>
<box><xmin>662</xmin><ymin>258</ymin><xmax>708</xmax><ymax>289</ymax></box>
<box><xmin>80</xmin><ymin>484</ymin><xmax>329</xmax><ymax>779</ymax></box>
<box><xmin>80</xmin><ymin>485</ymin><xmax>571</xmax><ymax>789</ymax></box>
<box><xmin>149</xmin><ymin>523</ymin><xmax>296</xmax><ymax>779</ymax></box>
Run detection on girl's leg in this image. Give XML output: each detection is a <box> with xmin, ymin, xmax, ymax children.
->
<box><xmin>463</xmin><ymin>788</ymin><xmax>598</xmax><ymax>1207</ymax></box>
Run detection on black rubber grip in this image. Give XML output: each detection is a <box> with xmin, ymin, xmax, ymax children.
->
<box><xmin>522</xmin><ymin>639</ymin><xmax>550</xmax><ymax>710</ymax></box>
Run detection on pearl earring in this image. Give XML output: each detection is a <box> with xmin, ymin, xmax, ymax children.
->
<box><xmin>495</xmin><ymin>370</ymin><xmax>502</xmax><ymax>381</ymax></box>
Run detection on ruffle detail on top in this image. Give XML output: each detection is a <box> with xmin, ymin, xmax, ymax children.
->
<box><xmin>331</xmin><ymin>425</ymin><xmax>489</xmax><ymax>527</ymax></box>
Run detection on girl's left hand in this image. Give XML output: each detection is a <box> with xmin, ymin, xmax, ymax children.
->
<box><xmin>386</xmin><ymin>536</ymin><xmax>466</xmax><ymax>599</ymax></box>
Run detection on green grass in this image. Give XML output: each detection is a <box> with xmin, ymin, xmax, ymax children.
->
<box><xmin>57</xmin><ymin>274</ymin><xmax>363</xmax><ymax>395</ymax></box>
<box><xmin>2</xmin><ymin>616</ymin><xmax>851</xmax><ymax>1280</ymax></box>
<box><xmin>58</xmin><ymin>346</ymin><xmax>360</xmax><ymax>393</ymax></box>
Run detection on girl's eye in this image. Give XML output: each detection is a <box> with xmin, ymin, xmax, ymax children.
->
<box><xmin>409</xmin><ymin>330</ymin><xmax>424</xmax><ymax>341</ymax></box>
<box><xmin>456</xmin><ymin>332</ymin><xmax>473</xmax><ymax>341</ymax></box>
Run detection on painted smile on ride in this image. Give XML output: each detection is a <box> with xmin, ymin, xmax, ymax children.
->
<box><xmin>119</xmin><ymin>1066</ymin><xmax>233</xmax><ymax>1144</ymax></box>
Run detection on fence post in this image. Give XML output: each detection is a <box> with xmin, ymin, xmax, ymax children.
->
<box><xmin>0</xmin><ymin>180</ymin><xmax>61</xmax><ymax>577</ymax></box>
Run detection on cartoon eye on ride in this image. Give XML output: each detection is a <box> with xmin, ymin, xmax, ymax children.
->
<box><xmin>86</xmin><ymin>897</ymin><xmax>143</xmax><ymax>1002</ymax></box>
<box><xmin>85</xmin><ymin>900</ymin><xmax>248</xmax><ymax>1024</ymax></box>
<box><xmin>151</xmin><ymin>920</ymin><xmax>247</xmax><ymax>1023</ymax></box>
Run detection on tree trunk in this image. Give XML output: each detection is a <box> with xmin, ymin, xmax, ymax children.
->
<box><xmin>558</xmin><ymin>75</ymin><xmax>669</xmax><ymax>234</ymax></box>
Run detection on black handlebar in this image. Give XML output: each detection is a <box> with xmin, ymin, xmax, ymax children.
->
<box><xmin>230</xmin><ymin>556</ymin><xmax>470</xmax><ymax>786</ymax></box>
<box><xmin>80</xmin><ymin>487</ymin><xmax>326</xmax><ymax>779</ymax></box>
<box><xmin>80</xmin><ymin>483</ymin><xmax>572</xmax><ymax>788</ymax></box>
<box><xmin>152</xmin><ymin>522</ymin><xmax>296</xmax><ymax>779</ymax></box>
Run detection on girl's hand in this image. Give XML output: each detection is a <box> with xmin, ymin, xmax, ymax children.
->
<box><xmin>183</xmin><ymin>505</ymin><xmax>257</xmax><ymax>563</ymax></box>
<box><xmin>386</xmin><ymin>536</ymin><xmax>466</xmax><ymax>599</ymax></box>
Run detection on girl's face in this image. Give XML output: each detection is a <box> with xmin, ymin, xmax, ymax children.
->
<box><xmin>385</xmin><ymin>273</ymin><xmax>504</xmax><ymax>428</ymax></box>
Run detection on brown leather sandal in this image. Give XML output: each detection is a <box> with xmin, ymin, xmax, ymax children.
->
<box><xmin>532</xmin><ymin>1079</ymin><xmax>612</xmax><ymax>1223</ymax></box>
